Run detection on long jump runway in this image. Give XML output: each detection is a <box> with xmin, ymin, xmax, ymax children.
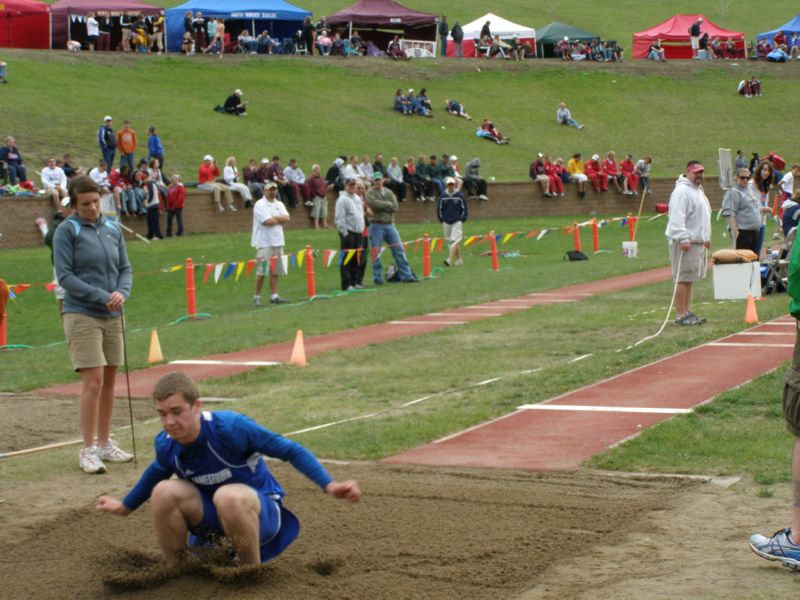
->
<box><xmin>385</xmin><ymin>318</ymin><xmax>796</xmax><ymax>471</ymax></box>
<box><xmin>34</xmin><ymin>267</ymin><xmax>673</xmax><ymax>398</ymax></box>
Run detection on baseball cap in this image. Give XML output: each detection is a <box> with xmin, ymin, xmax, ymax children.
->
<box><xmin>373</xmin><ymin>172</ymin><xmax>383</xmax><ymax>180</ymax></box>
<box><xmin>103</xmin><ymin>115</ymin><xmax>112</xmax><ymax>122</ymax></box>
<box><xmin>408</xmin><ymin>88</ymin><xmax>414</xmax><ymax>93</ymax></box>
<box><xmin>591</xmin><ymin>154</ymin><xmax>600</xmax><ymax>161</ymax></box>
<box><xmin>687</xmin><ymin>163</ymin><xmax>705</xmax><ymax>174</ymax></box>
<box><xmin>345</xmin><ymin>177</ymin><xmax>357</xmax><ymax>185</ymax></box>
<box><xmin>445</xmin><ymin>177</ymin><xmax>456</xmax><ymax>185</ymax></box>
<box><xmin>261</xmin><ymin>158</ymin><xmax>270</xmax><ymax>164</ymax></box>
<box><xmin>450</xmin><ymin>155</ymin><xmax>457</xmax><ymax>161</ymax></box>
<box><xmin>235</xmin><ymin>89</ymin><xmax>243</xmax><ymax>95</ymax></box>
<box><xmin>537</xmin><ymin>152</ymin><xmax>543</xmax><ymax>159</ymax></box>
<box><xmin>203</xmin><ymin>154</ymin><xmax>213</xmax><ymax>161</ymax></box>
<box><xmin>265</xmin><ymin>181</ymin><xmax>278</xmax><ymax>189</ymax></box>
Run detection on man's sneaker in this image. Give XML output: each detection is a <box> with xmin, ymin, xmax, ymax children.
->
<box><xmin>227</xmin><ymin>205</ymin><xmax>237</xmax><ymax>212</ymax></box>
<box><xmin>252</xmin><ymin>295</ymin><xmax>262</xmax><ymax>307</ymax></box>
<box><xmin>304</xmin><ymin>201</ymin><xmax>314</xmax><ymax>207</ymax></box>
<box><xmin>454</xmin><ymin>259</ymin><xmax>464</xmax><ymax>266</ymax></box>
<box><xmin>79</xmin><ymin>446</ymin><xmax>107</xmax><ymax>474</ymax></box>
<box><xmin>675</xmin><ymin>313</ymin><xmax>704</xmax><ymax>326</ymax></box>
<box><xmin>479</xmin><ymin>194</ymin><xmax>489</xmax><ymax>201</ymax></box>
<box><xmin>444</xmin><ymin>259</ymin><xmax>452</xmax><ymax>267</ymax></box>
<box><xmin>216</xmin><ymin>204</ymin><xmax>225</xmax><ymax>212</ymax></box>
<box><xmin>750</xmin><ymin>528</ymin><xmax>800</xmax><ymax>568</ymax></box>
<box><xmin>97</xmin><ymin>440</ymin><xmax>134</xmax><ymax>463</ymax></box>
<box><xmin>687</xmin><ymin>311</ymin><xmax>707</xmax><ymax>324</ymax></box>
<box><xmin>269</xmin><ymin>295</ymin><xmax>289</xmax><ymax>304</ymax></box>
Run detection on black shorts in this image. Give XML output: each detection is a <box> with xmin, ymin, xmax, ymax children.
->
<box><xmin>735</xmin><ymin>229</ymin><xmax>760</xmax><ymax>255</ymax></box>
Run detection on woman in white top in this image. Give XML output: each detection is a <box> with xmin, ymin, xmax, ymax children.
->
<box><xmin>224</xmin><ymin>157</ymin><xmax>254</xmax><ymax>207</ymax></box>
<box><xmin>86</xmin><ymin>13</ymin><xmax>100</xmax><ymax>51</ymax></box>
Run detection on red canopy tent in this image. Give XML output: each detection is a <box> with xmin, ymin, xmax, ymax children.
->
<box><xmin>0</xmin><ymin>0</ymin><xmax>50</xmax><ymax>49</ymax></box>
<box><xmin>326</xmin><ymin>0</ymin><xmax>437</xmax><ymax>50</ymax></box>
<box><xmin>632</xmin><ymin>14</ymin><xmax>745</xmax><ymax>59</ymax></box>
<box><xmin>50</xmin><ymin>0</ymin><xmax>161</xmax><ymax>50</ymax></box>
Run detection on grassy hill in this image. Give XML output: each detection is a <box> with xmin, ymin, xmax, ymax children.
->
<box><xmin>5</xmin><ymin>0</ymin><xmax>799</xmax><ymax>182</ymax></box>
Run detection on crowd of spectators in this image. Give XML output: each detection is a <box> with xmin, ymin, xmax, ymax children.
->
<box><xmin>529</xmin><ymin>151</ymin><xmax>651</xmax><ymax>199</ymax></box>
<box><xmin>557</xmin><ymin>37</ymin><xmax>623</xmax><ymax>62</ymax></box>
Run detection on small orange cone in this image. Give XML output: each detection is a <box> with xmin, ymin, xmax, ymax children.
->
<box><xmin>744</xmin><ymin>294</ymin><xmax>759</xmax><ymax>324</ymax></box>
<box><xmin>148</xmin><ymin>329</ymin><xmax>164</xmax><ymax>363</ymax></box>
<box><xmin>289</xmin><ymin>330</ymin><xmax>307</xmax><ymax>367</ymax></box>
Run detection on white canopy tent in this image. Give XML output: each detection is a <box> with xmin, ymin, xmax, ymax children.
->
<box><xmin>447</xmin><ymin>12</ymin><xmax>536</xmax><ymax>57</ymax></box>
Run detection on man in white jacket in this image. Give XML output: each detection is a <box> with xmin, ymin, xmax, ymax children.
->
<box><xmin>41</xmin><ymin>157</ymin><xmax>68</xmax><ymax>211</ymax></box>
<box><xmin>665</xmin><ymin>161</ymin><xmax>711</xmax><ymax>326</ymax></box>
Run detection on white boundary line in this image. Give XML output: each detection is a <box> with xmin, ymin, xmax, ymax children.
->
<box><xmin>517</xmin><ymin>404</ymin><xmax>692</xmax><ymax>414</ymax></box>
<box><xmin>707</xmin><ymin>342</ymin><xmax>794</xmax><ymax>348</ymax></box>
<box><xmin>733</xmin><ymin>331</ymin><xmax>795</xmax><ymax>336</ymax></box>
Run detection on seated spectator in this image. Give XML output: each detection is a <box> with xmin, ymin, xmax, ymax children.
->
<box><xmin>566</xmin><ymin>153</ymin><xmax>588</xmax><ymax>197</ymax></box>
<box><xmin>767</xmin><ymin>47</ymin><xmax>789</xmax><ymax>62</ymax></box>
<box><xmin>326</xmin><ymin>157</ymin><xmax>345</xmax><ymax>192</ymax></box>
<box><xmin>403</xmin><ymin>157</ymin><xmax>425</xmax><ymax>202</ymax></box>
<box><xmin>417</xmin><ymin>88</ymin><xmax>433</xmax><ymax>113</ymax></box>
<box><xmin>557</xmin><ymin>37</ymin><xmax>572</xmax><ymax>60</ymax></box>
<box><xmin>488</xmin><ymin>35</ymin><xmax>510</xmax><ymax>59</ymax></box>
<box><xmin>61</xmin><ymin>154</ymin><xmax>77</xmax><ymax>179</ymax></box>
<box><xmin>0</xmin><ymin>135</ymin><xmax>27</xmax><ymax>185</ymax></box>
<box><xmin>332</xmin><ymin>32</ymin><xmax>346</xmax><ymax>55</ymax></box>
<box><xmin>387</xmin><ymin>35</ymin><xmax>408</xmax><ymax>60</ymax></box>
<box><xmin>109</xmin><ymin>164</ymin><xmax>141</xmax><ymax>216</ymax></box>
<box><xmin>148</xmin><ymin>158</ymin><xmax>168</xmax><ymax>203</ymax></box>
<box><xmin>307</xmin><ymin>164</ymin><xmax>329</xmax><ymax>228</ymax></box>
<box><xmin>166</xmin><ymin>174</ymin><xmax>185</xmax><ymax>237</ymax></box>
<box><xmin>556</xmin><ymin>102</ymin><xmax>583</xmax><ymax>129</ymax></box>
<box><xmin>257</xmin><ymin>30</ymin><xmax>280</xmax><ymax>54</ymax></box>
<box><xmin>444</xmin><ymin>98</ymin><xmax>472</xmax><ymax>120</ymax></box>
<box><xmin>180</xmin><ymin>31</ymin><xmax>195</xmax><ymax>55</ymax></box>
<box><xmin>447</xmin><ymin>155</ymin><xmax>463</xmax><ymax>191</ymax></box>
<box><xmin>224</xmin><ymin>156</ymin><xmax>254</xmax><ymax>208</ymax></box>
<box><xmin>610</xmin><ymin>42</ymin><xmax>624</xmax><ymax>62</ymax></box>
<box><xmin>284</xmin><ymin>158</ymin><xmax>310</xmax><ymax>206</ymax></box>
<box><xmin>782</xmin><ymin>189</ymin><xmax>800</xmax><ymax>236</ymax></box>
<box><xmin>698</xmin><ymin>32</ymin><xmax>710</xmax><ymax>58</ymax></box>
<box><xmin>508</xmin><ymin>36</ymin><xmax>529</xmax><ymax>61</ymax></box>
<box><xmin>349</xmin><ymin>32</ymin><xmax>366</xmax><ymax>55</ymax></box>
<box><xmin>342</xmin><ymin>155</ymin><xmax>361</xmax><ymax>185</ymax></box>
<box><xmin>357</xmin><ymin>155</ymin><xmax>374</xmax><ymax>184</ymax></box>
<box><xmin>709</xmin><ymin>37</ymin><xmax>722</xmax><ymax>59</ymax></box>
<box><xmin>41</xmin><ymin>157</ymin><xmax>68</xmax><ymax>212</ymax></box>
<box><xmin>316</xmin><ymin>30</ymin><xmax>333</xmax><ymax>55</ymax></box>
<box><xmin>738</xmin><ymin>76</ymin><xmax>762</xmax><ymax>97</ymax></box>
<box><xmin>198</xmin><ymin>154</ymin><xmax>235</xmax><ymax>211</ymax></box>
<box><xmin>603</xmin><ymin>151</ymin><xmax>624</xmax><ymax>192</ymax></box>
<box><xmin>773</xmin><ymin>31</ymin><xmax>787</xmax><ymax>51</ymax></box>
<box><xmin>478</xmin><ymin>118</ymin><xmax>510</xmax><ymax>144</ymax></box>
<box><xmin>386</xmin><ymin>157</ymin><xmax>406</xmax><ymax>201</ymax></box>
<box><xmin>754</xmin><ymin>38</ymin><xmax>771</xmax><ymax>59</ymax></box>
<box><xmin>238</xmin><ymin>29</ymin><xmax>258</xmax><ymax>54</ymax></box>
<box><xmin>584</xmin><ymin>154</ymin><xmax>608</xmax><ymax>192</ymax></box>
<box><xmin>463</xmin><ymin>157</ymin><xmax>489</xmax><ymax>201</ymax></box>
<box><xmin>393</xmin><ymin>88</ymin><xmax>411</xmax><ymax>114</ymax></box>
<box><xmin>620</xmin><ymin>154</ymin><xmax>639</xmax><ymax>195</ymax></box>
<box><xmin>554</xmin><ymin>158</ymin><xmax>570</xmax><ymax>186</ymax></box>
<box><xmin>571</xmin><ymin>41</ymin><xmax>588</xmax><ymax>60</ymax></box>
<box><xmin>0</xmin><ymin>60</ymin><xmax>7</xmax><ymax>83</ymax></box>
<box><xmin>543</xmin><ymin>156</ymin><xmax>564</xmax><ymax>196</ymax></box>
<box><xmin>789</xmin><ymin>32</ymin><xmax>800</xmax><ymax>61</ymax></box>
<box><xmin>406</xmin><ymin>89</ymin><xmax>431</xmax><ymax>117</ymax></box>
<box><xmin>588</xmin><ymin>39</ymin><xmax>605</xmax><ymax>61</ymax></box>
<box><xmin>529</xmin><ymin>153</ymin><xmax>552</xmax><ymax>197</ymax></box>
<box><xmin>635</xmin><ymin>156</ymin><xmax>652</xmax><ymax>193</ymax></box>
<box><xmin>243</xmin><ymin>157</ymin><xmax>260</xmax><ymax>195</ymax></box>
<box><xmin>223</xmin><ymin>89</ymin><xmax>247</xmax><ymax>116</ymax></box>
<box><xmin>89</xmin><ymin>159</ymin><xmax>122</xmax><ymax>217</ymax></box>
<box><xmin>648</xmin><ymin>40</ymin><xmax>666</xmax><ymax>61</ymax></box>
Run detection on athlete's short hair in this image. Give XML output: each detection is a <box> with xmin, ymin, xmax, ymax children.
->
<box><xmin>153</xmin><ymin>372</ymin><xmax>199</xmax><ymax>406</ymax></box>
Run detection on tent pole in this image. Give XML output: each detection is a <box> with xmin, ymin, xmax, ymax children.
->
<box><xmin>348</xmin><ymin>21</ymin><xmax>352</xmax><ymax>40</ymax></box>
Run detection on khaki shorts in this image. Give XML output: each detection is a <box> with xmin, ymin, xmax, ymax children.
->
<box><xmin>669</xmin><ymin>242</ymin><xmax>707</xmax><ymax>283</ymax></box>
<box><xmin>443</xmin><ymin>221</ymin><xmax>463</xmax><ymax>243</ymax></box>
<box><xmin>255</xmin><ymin>246</ymin><xmax>286</xmax><ymax>276</ymax></box>
<box><xmin>62</xmin><ymin>312</ymin><xmax>123</xmax><ymax>371</ymax></box>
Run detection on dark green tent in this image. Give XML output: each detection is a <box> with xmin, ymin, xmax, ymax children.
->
<box><xmin>535</xmin><ymin>21</ymin><xmax>601</xmax><ymax>58</ymax></box>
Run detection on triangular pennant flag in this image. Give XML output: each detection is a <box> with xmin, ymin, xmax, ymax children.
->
<box><xmin>464</xmin><ymin>235</ymin><xmax>477</xmax><ymax>247</ymax></box>
<box><xmin>223</xmin><ymin>262</ymin><xmax>236</xmax><ymax>280</ymax></box>
<box><xmin>326</xmin><ymin>250</ymin><xmax>337</xmax><ymax>268</ymax></box>
<box><xmin>436</xmin><ymin>238</ymin><xmax>444</xmax><ymax>253</ymax></box>
<box><xmin>270</xmin><ymin>256</ymin><xmax>277</xmax><ymax>273</ymax></box>
<box><xmin>343</xmin><ymin>249</ymin><xmax>356</xmax><ymax>265</ymax></box>
<box><xmin>413</xmin><ymin>240</ymin><xmax>421</xmax><ymax>253</ymax></box>
<box><xmin>563</xmin><ymin>226</ymin><xmax>572</xmax><ymax>236</ymax></box>
<box><xmin>502</xmin><ymin>233</ymin><xmax>515</xmax><ymax>244</ymax></box>
<box><xmin>9</xmin><ymin>289</ymin><xmax>17</xmax><ymax>301</ymax></box>
<box><xmin>495</xmin><ymin>234</ymin><xmax>502</xmax><ymax>243</ymax></box>
<box><xmin>45</xmin><ymin>282</ymin><xmax>58</xmax><ymax>292</ymax></box>
<box><xmin>203</xmin><ymin>263</ymin><xmax>214</xmax><ymax>284</ymax></box>
<box><xmin>169</xmin><ymin>265</ymin><xmax>183</xmax><ymax>272</ymax></box>
<box><xmin>281</xmin><ymin>255</ymin><xmax>289</xmax><ymax>273</ymax></box>
<box><xmin>290</xmin><ymin>253</ymin><xmax>297</xmax><ymax>269</ymax></box>
<box><xmin>526</xmin><ymin>229</ymin><xmax>539</xmax><ymax>239</ymax></box>
<box><xmin>11</xmin><ymin>284</ymin><xmax>31</xmax><ymax>295</ymax></box>
<box><xmin>214</xmin><ymin>263</ymin><xmax>224</xmax><ymax>283</ymax></box>
<box><xmin>245</xmin><ymin>259</ymin><xmax>255</xmax><ymax>278</ymax></box>
<box><xmin>536</xmin><ymin>228</ymin><xmax>551</xmax><ymax>241</ymax></box>
<box><xmin>235</xmin><ymin>261</ymin><xmax>245</xmax><ymax>282</ymax></box>
<box><xmin>371</xmin><ymin>247</ymin><xmax>379</xmax><ymax>262</ymax></box>
<box><xmin>297</xmin><ymin>249</ymin><xmax>305</xmax><ymax>269</ymax></box>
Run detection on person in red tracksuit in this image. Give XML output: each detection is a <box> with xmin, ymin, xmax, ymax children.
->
<box><xmin>543</xmin><ymin>156</ymin><xmax>564</xmax><ymax>196</ymax></box>
<box><xmin>620</xmin><ymin>154</ymin><xmax>639</xmax><ymax>196</ymax></box>
<box><xmin>166</xmin><ymin>174</ymin><xmax>186</xmax><ymax>237</ymax></box>
<box><xmin>603</xmin><ymin>151</ymin><xmax>623</xmax><ymax>192</ymax></box>
<box><xmin>584</xmin><ymin>154</ymin><xmax>607</xmax><ymax>192</ymax></box>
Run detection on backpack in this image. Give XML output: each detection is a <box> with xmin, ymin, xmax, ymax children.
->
<box><xmin>565</xmin><ymin>250</ymin><xmax>588</xmax><ymax>261</ymax></box>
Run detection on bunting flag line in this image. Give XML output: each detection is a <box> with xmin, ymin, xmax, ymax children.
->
<box><xmin>213</xmin><ymin>263</ymin><xmax>224</xmax><ymax>283</ymax></box>
<box><xmin>245</xmin><ymin>259</ymin><xmax>255</xmax><ymax>277</ymax></box>
<box><xmin>297</xmin><ymin>249</ymin><xmax>305</xmax><ymax>269</ymax></box>
<box><xmin>203</xmin><ymin>263</ymin><xmax>214</xmax><ymax>284</ymax></box>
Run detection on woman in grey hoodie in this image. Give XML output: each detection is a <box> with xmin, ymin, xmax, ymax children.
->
<box><xmin>463</xmin><ymin>157</ymin><xmax>489</xmax><ymax>201</ymax></box>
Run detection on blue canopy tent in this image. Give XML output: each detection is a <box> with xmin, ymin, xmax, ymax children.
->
<box><xmin>757</xmin><ymin>15</ymin><xmax>800</xmax><ymax>43</ymax></box>
<box><xmin>165</xmin><ymin>0</ymin><xmax>311</xmax><ymax>52</ymax></box>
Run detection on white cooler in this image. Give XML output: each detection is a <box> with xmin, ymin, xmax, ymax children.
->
<box><xmin>712</xmin><ymin>262</ymin><xmax>761</xmax><ymax>300</ymax></box>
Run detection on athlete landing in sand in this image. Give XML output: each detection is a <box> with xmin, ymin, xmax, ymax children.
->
<box><xmin>97</xmin><ymin>372</ymin><xmax>361</xmax><ymax>565</ymax></box>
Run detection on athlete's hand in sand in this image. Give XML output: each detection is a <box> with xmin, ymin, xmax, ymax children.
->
<box><xmin>96</xmin><ymin>495</ymin><xmax>132</xmax><ymax>516</ymax></box>
<box><xmin>325</xmin><ymin>480</ymin><xmax>362</xmax><ymax>503</ymax></box>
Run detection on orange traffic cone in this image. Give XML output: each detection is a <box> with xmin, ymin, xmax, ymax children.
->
<box><xmin>148</xmin><ymin>329</ymin><xmax>164</xmax><ymax>363</ymax></box>
<box><xmin>744</xmin><ymin>294</ymin><xmax>759</xmax><ymax>324</ymax></box>
<box><xmin>289</xmin><ymin>330</ymin><xmax>307</xmax><ymax>367</ymax></box>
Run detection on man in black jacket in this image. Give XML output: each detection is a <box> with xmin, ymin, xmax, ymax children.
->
<box><xmin>451</xmin><ymin>21</ymin><xmax>464</xmax><ymax>58</ymax></box>
<box><xmin>438</xmin><ymin>15</ymin><xmax>449</xmax><ymax>57</ymax></box>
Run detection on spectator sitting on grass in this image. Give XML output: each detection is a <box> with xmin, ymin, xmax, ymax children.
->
<box><xmin>648</xmin><ymin>40</ymin><xmax>666</xmax><ymax>61</ymax></box>
<box><xmin>444</xmin><ymin>99</ymin><xmax>472</xmax><ymax>120</ymax></box>
<box><xmin>556</xmin><ymin>102</ymin><xmax>583</xmax><ymax>130</ymax></box>
<box><xmin>478</xmin><ymin>118</ymin><xmax>510</xmax><ymax>144</ymax></box>
<box><xmin>223</xmin><ymin>89</ymin><xmax>247</xmax><ymax>116</ymax></box>
<box><xmin>394</xmin><ymin>88</ymin><xmax>412</xmax><ymax>114</ymax></box>
<box><xmin>406</xmin><ymin>89</ymin><xmax>432</xmax><ymax>117</ymax></box>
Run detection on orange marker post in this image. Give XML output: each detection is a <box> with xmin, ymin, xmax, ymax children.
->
<box><xmin>489</xmin><ymin>231</ymin><xmax>500</xmax><ymax>271</ymax></box>
<box><xmin>185</xmin><ymin>258</ymin><xmax>197</xmax><ymax>319</ymax></box>
<box><xmin>305</xmin><ymin>245</ymin><xmax>316</xmax><ymax>299</ymax></box>
<box><xmin>627</xmin><ymin>214</ymin><xmax>636</xmax><ymax>242</ymax></box>
<box><xmin>572</xmin><ymin>223</ymin><xmax>582</xmax><ymax>253</ymax></box>
<box><xmin>591</xmin><ymin>218</ymin><xmax>599</xmax><ymax>253</ymax></box>
<box><xmin>423</xmin><ymin>233</ymin><xmax>432</xmax><ymax>278</ymax></box>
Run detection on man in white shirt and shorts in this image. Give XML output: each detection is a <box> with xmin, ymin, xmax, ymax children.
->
<box><xmin>252</xmin><ymin>182</ymin><xmax>290</xmax><ymax>306</ymax></box>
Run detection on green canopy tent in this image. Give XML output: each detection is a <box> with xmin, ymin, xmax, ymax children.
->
<box><xmin>535</xmin><ymin>21</ymin><xmax>600</xmax><ymax>58</ymax></box>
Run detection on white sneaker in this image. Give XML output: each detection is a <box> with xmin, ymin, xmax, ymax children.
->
<box><xmin>216</xmin><ymin>204</ymin><xmax>225</xmax><ymax>212</ymax></box>
<box><xmin>96</xmin><ymin>440</ymin><xmax>134</xmax><ymax>463</ymax></box>
<box><xmin>227</xmin><ymin>205</ymin><xmax>237</xmax><ymax>212</ymax></box>
<box><xmin>79</xmin><ymin>446</ymin><xmax>107</xmax><ymax>474</ymax></box>
<box><xmin>253</xmin><ymin>295</ymin><xmax>262</xmax><ymax>307</ymax></box>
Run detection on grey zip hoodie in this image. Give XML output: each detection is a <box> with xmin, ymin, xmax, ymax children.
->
<box><xmin>54</xmin><ymin>214</ymin><xmax>132</xmax><ymax>318</ymax></box>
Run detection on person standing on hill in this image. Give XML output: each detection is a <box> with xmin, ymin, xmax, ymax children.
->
<box><xmin>97</xmin><ymin>116</ymin><xmax>116</xmax><ymax>171</ymax></box>
<box><xmin>665</xmin><ymin>161</ymin><xmax>711</xmax><ymax>326</ymax></box>
<box><xmin>451</xmin><ymin>21</ymin><xmax>464</xmax><ymax>58</ymax></box>
<box><xmin>438</xmin><ymin>15</ymin><xmax>449</xmax><ymax>57</ymax></box>
<box><xmin>117</xmin><ymin>120</ymin><xmax>138</xmax><ymax>173</ymax></box>
<box><xmin>689</xmin><ymin>17</ymin><xmax>703</xmax><ymax>58</ymax></box>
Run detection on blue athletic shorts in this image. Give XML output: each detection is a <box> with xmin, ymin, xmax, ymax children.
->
<box><xmin>188</xmin><ymin>488</ymin><xmax>300</xmax><ymax>563</ymax></box>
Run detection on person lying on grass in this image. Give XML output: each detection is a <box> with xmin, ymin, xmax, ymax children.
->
<box><xmin>96</xmin><ymin>371</ymin><xmax>361</xmax><ymax>566</ymax></box>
